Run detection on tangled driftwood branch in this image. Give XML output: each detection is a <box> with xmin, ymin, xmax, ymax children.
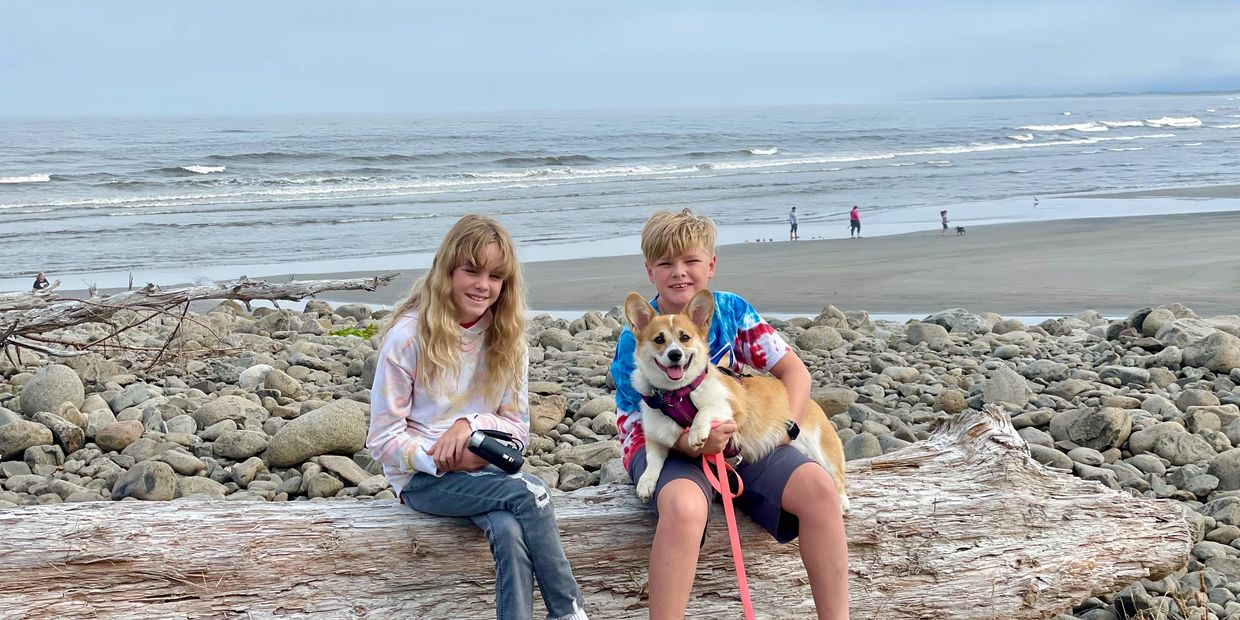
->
<box><xmin>0</xmin><ymin>407</ymin><xmax>1190</xmax><ymax>619</ymax></box>
<box><xmin>0</xmin><ymin>274</ymin><xmax>398</xmax><ymax>358</ymax></box>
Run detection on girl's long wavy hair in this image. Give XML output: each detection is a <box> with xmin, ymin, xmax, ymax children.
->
<box><xmin>381</xmin><ymin>215</ymin><xmax>527</xmax><ymax>403</ymax></box>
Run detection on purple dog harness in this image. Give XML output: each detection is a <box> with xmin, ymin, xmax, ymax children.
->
<box><xmin>643</xmin><ymin>368</ymin><xmax>740</xmax><ymax>458</ymax></box>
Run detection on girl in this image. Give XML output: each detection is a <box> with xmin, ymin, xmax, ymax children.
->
<box><xmin>367</xmin><ymin>215</ymin><xmax>588</xmax><ymax>620</ymax></box>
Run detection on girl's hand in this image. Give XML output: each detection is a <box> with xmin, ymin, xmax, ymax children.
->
<box><xmin>427</xmin><ymin>418</ymin><xmax>474</xmax><ymax>472</ymax></box>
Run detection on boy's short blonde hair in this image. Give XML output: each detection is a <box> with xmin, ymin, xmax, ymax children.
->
<box><xmin>640</xmin><ymin>208</ymin><xmax>717</xmax><ymax>263</ymax></box>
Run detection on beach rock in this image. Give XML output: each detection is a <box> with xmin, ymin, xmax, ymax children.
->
<box><xmin>530</xmin><ymin>394</ymin><xmax>568</xmax><ymax>434</ymax></box>
<box><xmin>111</xmin><ymin>461</ymin><xmax>177</xmax><ymax>501</ymax></box>
<box><xmin>981</xmin><ymin>365</ymin><xmax>1031</xmax><ymax>406</ymax></box>
<box><xmin>18</xmin><ymin>364</ymin><xmax>84</xmax><ymax>416</ymax></box>
<box><xmin>212</xmin><ymin>430</ymin><xmax>270</xmax><ymax>460</ymax></box>
<box><xmin>318</xmin><ymin>455</ymin><xmax>372</xmax><ymax>486</ymax></box>
<box><xmin>1020</xmin><ymin>360</ymin><xmax>1070</xmax><ymax>383</ymax></box>
<box><xmin>1184</xmin><ymin>331</ymin><xmax>1240</xmax><ymax>373</ymax></box>
<box><xmin>844</xmin><ymin>433</ymin><xmax>881</xmax><ymax>460</ymax></box>
<box><xmin>560</xmin><ymin>441</ymin><xmax>621</xmax><ymax>470</ymax></box>
<box><xmin>263</xmin><ymin>368</ymin><xmax>301</xmax><ymax>398</ymax></box>
<box><xmin>0</xmin><ymin>421</ymin><xmax>53</xmax><ymax>461</ymax></box>
<box><xmin>1048</xmin><ymin>408</ymin><xmax>1132</xmax><ymax>452</ymax></box>
<box><xmin>991</xmin><ymin>319</ymin><xmax>1027</xmax><ymax>335</ymax></box>
<box><xmin>0</xmin><ymin>407</ymin><xmax>21</xmax><ymax>428</ymax></box>
<box><xmin>813</xmin><ymin>305</ymin><xmax>849</xmax><ymax>329</ymax></box>
<box><xmin>237</xmin><ymin>364</ymin><xmax>274</xmax><ymax>391</ymax></box>
<box><xmin>557</xmin><ymin>463</ymin><xmax>591</xmax><ymax>492</ymax></box>
<box><xmin>263</xmin><ymin>399</ymin><xmax>367</xmax><ymax>468</ymax></box>
<box><xmin>575</xmin><ymin>396</ymin><xmax>615</xmax><ymax>420</ymax></box>
<box><xmin>796</xmin><ymin>327</ymin><xmax>842</xmax><ymax>352</ymax></box>
<box><xmin>1097</xmin><ymin>366</ymin><xmax>1150</xmax><ymax>386</ymax></box>
<box><xmin>1156</xmin><ymin>318</ymin><xmax>1216</xmax><ymax>347</ymax></box>
<box><xmin>193</xmin><ymin>395</ymin><xmax>268</xmax><ymax>429</ymax></box>
<box><xmin>937</xmin><ymin>390</ymin><xmax>967</xmax><ymax>414</ymax></box>
<box><xmin>105</xmin><ymin>383</ymin><xmax>162</xmax><ymax>413</ymax></box>
<box><xmin>924</xmin><ymin>309</ymin><xmax>989</xmax><ymax>334</ymax></box>
<box><xmin>907</xmin><ymin>323</ymin><xmax>949</xmax><ymax>345</ymax></box>
<box><xmin>32</xmin><ymin>412</ymin><xmax>85</xmax><ymax>456</ymax></box>
<box><xmin>94</xmin><ymin>420</ymin><xmax>146</xmax><ymax>452</ymax></box>
<box><xmin>177</xmin><ymin>476</ymin><xmax>228</xmax><ymax>499</ymax></box>
<box><xmin>812</xmin><ymin>388</ymin><xmax>857</xmax><ymax>417</ymax></box>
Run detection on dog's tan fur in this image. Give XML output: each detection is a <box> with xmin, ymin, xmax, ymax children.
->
<box><xmin>624</xmin><ymin>289</ymin><xmax>849</xmax><ymax>513</ymax></box>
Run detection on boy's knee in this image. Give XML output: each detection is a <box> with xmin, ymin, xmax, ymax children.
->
<box><xmin>656</xmin><ymin>480</ymin><xmax>709</xmax><ymax>529</ymax></box>
<box><xmin>784</xmin><ymin>465</ymin><xmax>840</xmax><ymax>516</ymax></box>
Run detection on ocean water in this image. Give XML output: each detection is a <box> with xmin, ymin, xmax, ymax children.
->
<box><xmin>2</xmin><ymin>93</ymin><xmax>1239</xmax><ymax>290</ymax></box>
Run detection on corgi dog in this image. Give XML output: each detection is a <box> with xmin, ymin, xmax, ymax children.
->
<box><xmin>624</xmin><ymin>289</ymin><xmax>849</xmax><ymax>514</ymax></box>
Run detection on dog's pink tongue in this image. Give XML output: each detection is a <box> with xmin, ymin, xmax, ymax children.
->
<box><xmin>665</xmin><ymin>365</ymin><xmax>685</xmax><ymax>380</ymax></box>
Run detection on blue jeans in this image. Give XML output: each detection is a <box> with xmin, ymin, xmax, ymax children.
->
<box><xmin>402</xmin><ymin>467</ymin><xmax>588</xmax><ymax>620</ymax></box>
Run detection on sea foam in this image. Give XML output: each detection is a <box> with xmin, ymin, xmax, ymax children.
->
<box><xmin>0</xmin><ymin>173</ymin><xmax>51</xmax><ymax>184</ymax></box>
<box><xmin>1145</xmin><ymin>116</ymin><xmax>1202</xmax><ymax>128</ymax></box>
<box><xmin>745</xmin><ymin>147</ymin><xmax>778</xmax><ymax>155</ymax></box>
<box><xmin>181</xmin><ymin>165</ymin><xmax>227</xmax><ymax>174</ymax></box>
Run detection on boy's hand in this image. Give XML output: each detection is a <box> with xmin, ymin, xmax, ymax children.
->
<box><xmin>428</xmin><ymin>418</ymin><xmax>478</xmax><ymax>472</ymax></box>
<box><xmin>677</xmin><ymin>420</ymin><xmax>737</xmax><ymax>456</ymax></box>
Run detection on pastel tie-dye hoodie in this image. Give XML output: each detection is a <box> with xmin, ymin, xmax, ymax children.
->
<box><xmin>367</xmin><ymin>311</ymin><xmax>529</xmax><ymax>492</ymax></box>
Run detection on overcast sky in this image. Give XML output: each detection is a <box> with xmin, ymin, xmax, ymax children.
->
<box><xmin>2</xmin><ymin>1</ymin><xmax>1238</xmax><ymax>115</ymax></box>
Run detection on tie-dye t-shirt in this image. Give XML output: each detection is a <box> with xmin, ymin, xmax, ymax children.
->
<box><xmin>609</xmin><ymin>291</ymin><xmax>790</xmax><ymax>469</ymax></box>
<box><xmin>367</xmin><ymin>311</ymin><xmax>530</xmax><ymax>492</ymax></box>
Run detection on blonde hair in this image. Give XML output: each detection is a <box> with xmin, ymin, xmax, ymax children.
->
<box><xmin>640</xmin><ymin>208</ymin><xmax>717</xmax><ymax>263</ymax></box>
<box><xmin>381</xmin><ymin>215</ymin><xmax>528</xmax><ymax>403</ymax></box>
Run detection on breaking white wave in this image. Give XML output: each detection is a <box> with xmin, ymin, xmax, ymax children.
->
<box><xmin>1213</xmin><ymin>124</ymin><xmax>1240</xmax><ymax>129</ymax></box>
<box><xmin>1145</xmin><ymin>116</ymin><xmax>1202</xmax><ymax>128</ymax></box>
<box><xmin>1019</xmin><ymin>122</ymin><xmax>1108</xmax><ymax>132</ymax></box>
<box><xmin>1106</xmin><ymin>147</ymin><xmax>1145</xmax><ymax>152</ymax></box>
<box><xmin>745</xmin><ymin>147</ymin><xmax>778</xmax><ymax>155</ymax></box>
<box><xmin>181</xmin><ymin>165</ymin><xmax>226</xmax><ymax>174</ymax></box>
<box><xmin>0</xmin><ymin>173</ymin><xmax>51</xmax><ymax>184</ymax></box>
<box><xmin>1008</xmin><ymin>134</ymin><xmax>1034</xmax><ymax>141</ymax></box>
<box><xmin>1063</xmin><ymin>112</ymin><xmax>1072</xmax><ymax>116</ymax></box>
<box><xmin>1101</xmin><ymin>120</ymin><xmax>1145</xmax><ymax>127</ymax></box>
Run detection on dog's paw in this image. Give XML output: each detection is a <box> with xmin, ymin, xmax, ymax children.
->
<box><xmin>636</xmin><ymin>474</ymin><xmax>658</xmax><ymax>502</ymax></box>
<box><xmin>838</xmin><ymin>494</ymin><xmax>851</xmax><ymax>516</ymax></box>
<box><xmin>687</xmin><ymin>426</ymin><xmax>710</xmax><ymax>451</ymax></box>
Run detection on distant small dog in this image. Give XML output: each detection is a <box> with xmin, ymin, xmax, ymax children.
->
<box><xmin>624</xmin><ymin>289</ymin><xmax>849</xmax><ymax>513</ymax></box>
<box><xmin>955</xmin><ymin>226</ymin><xmax>967</xmax><ymax>235</ymax></box>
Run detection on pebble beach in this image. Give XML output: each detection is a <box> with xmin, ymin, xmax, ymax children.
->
<box><xmin>3</xmin><ymin>287</ymin><xmax>1240</xmax><ymax>618</ymax></box>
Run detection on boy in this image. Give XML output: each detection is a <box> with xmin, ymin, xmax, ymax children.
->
<box><xmin>609</xmin><ymin>209</ymin><xmax>849</xmax><ymax>619</ymax></box>
<box><xmin>788</xmin><ymin>206</ymin><xmax>799</xmax><ymax>241</ymax></box>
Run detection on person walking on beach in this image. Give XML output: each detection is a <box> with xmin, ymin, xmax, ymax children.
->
<box><xmin>849</xmin><ymin>205</ymin><xmax>861</xmax><ymax>239</ymax></box>
<box><xmin>611</xmin><ymin>208</ymin><xmax>850</xmax><ymax>619</ymax></box>
<box><xmin>940</xmin><ymin>209</ymin><xmax>949</xmax><ymax>236</ymax></box>
<box><xmin>789</xmin><ymin>206</ymin><xmax>799</xmax><ymax>241</ymax></box>
<box><xmin>32</xmin><ymin>272</ymin><xmax>50</xmax><ymax>291</ymax></box>
<box><xmin>368</xmin><ymin>215</ymin><xmax>589</xmax><ymax>620</ymax></box>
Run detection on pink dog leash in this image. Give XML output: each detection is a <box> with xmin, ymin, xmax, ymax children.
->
<box><xmin>701</xmin><ymin>448</ymin><xmax>756</xmax><ymax>620</ymax></box>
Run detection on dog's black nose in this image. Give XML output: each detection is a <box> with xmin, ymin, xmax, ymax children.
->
<box><xmin>667</xmin><ymin>349</ymin><xmax>682</xmax><ymax>363</ymax></box>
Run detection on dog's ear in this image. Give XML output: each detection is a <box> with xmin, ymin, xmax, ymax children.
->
<box><xmin>624</xmin><ymin>292</ymin><xmax>656</xmax><ymax>333</ymax></box>
<box><xmin>684</xmin><ymin>289</ymin><xmax>714</xmax><ymax>330</ymax></box>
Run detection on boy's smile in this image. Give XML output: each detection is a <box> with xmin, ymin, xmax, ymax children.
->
<box><xmin>646</xmin><ymin>248</ymin><xmax>716</xmax><ymax>314</ymax></box>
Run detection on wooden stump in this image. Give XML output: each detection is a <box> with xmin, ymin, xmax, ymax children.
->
<box><xmin>0</xmin><ymin>406</ymin><xmax>1191</xmax><ymax>619</ymax></box>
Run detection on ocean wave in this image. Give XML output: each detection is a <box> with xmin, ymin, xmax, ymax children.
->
<box><xmin>1213</xmin><ymin>124</ymin><xmax>1240</xmax><ymax>129</ymax></box>
<box><xmin>0</xmin><ymin>132</ymin><xmax>1179</xmax><ymax>212</ymax></box>
<box><xmin>1018</xmin><ymin>122</ymin><xmax>1108</xmax><ymax>132</ymax></box>
<box><xmin>0</xmin><ymin>173</ymin><xmax>51</xmax><ymax>184</ymax></box>
<box><xmin>1008</xmin><ymin>134</ymin><xmax>1034</xmax><ymax>141</ymax></box>
<box><xmin>1145</xmin><ymin>116</ymin><xmax>1202</xmax><ymax>128</ymax></box>
<box><xmin>1101</xmin><ymin>120</ymin><xmax>1145</xmax><ymax>128</ymax></box>
<box><xmin>745</xmin><ymin>147</ymin><xmax>778</xmax><ymax>156</ymax></box>
<box><xmin>206</xmin><ymin>151</ymin><xmax>332</xmax><ymax>163</ymax></box>
<box><xmin>494</xmin><ymin>155</ymin><xmax>603</xmax><ymax>166</ymax></box>
<box><xmin>1106</xmin><ymin>147</ymin><xmax>1145</xmax><ymax>152</ymax></box>
<box><xmin>182</xmin><ymin>165</ymin><xmax>226</xmax><ymax>174</ymax></box>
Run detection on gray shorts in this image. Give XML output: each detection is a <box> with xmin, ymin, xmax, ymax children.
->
<box><xmin>626</xmin><ymin>444</ymin><xmax>813</xmax><ymax>544</ymax></box>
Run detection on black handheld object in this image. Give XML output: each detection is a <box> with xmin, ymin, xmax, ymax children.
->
<box><xmin>468</xmin><ymin>429</ymin><xmax>525</xmax><ymax>474</ymax></box>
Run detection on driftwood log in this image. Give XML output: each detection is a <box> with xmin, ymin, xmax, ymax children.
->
<box><xmin>0</xmin><ymin>274</ymin><xmax>397</xmax><ymax>357</ymax></box>
<box><xmin>0</xmin><ymin>407</ymin><xmax>1190</xmax><ymax>619</ymax></box>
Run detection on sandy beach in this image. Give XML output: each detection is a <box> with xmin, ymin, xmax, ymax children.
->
<box><xmin>276</xmin><ymin>210</ymin><xmax>1240</xmax><ymax>318</ymax></box>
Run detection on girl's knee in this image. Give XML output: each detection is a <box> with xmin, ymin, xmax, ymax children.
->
<box><xmin>479</xmin><ymin>511</ymin><xmax>526</xmax><ymax>549</ymax></box>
